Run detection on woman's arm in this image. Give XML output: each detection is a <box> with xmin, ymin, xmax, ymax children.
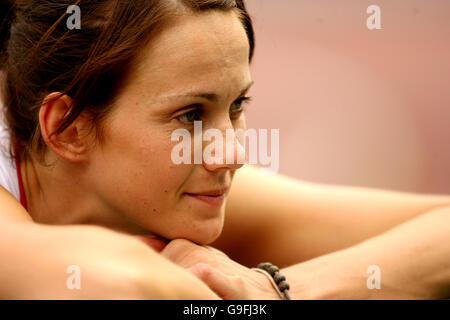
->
<box><xmin>216</xmin><ymin>165</ymin><xmax>450</xmax><ymax>267</ymax></box>
<box><xmin>0</xmin><ymin>186</ymin><xmax>218</xmax><ymax>299</ymax></box>
<box><xmin>282</xmin><ymin>205</ymin><xmax>450</xmax><ymax>299</ymax></box>
<box><xmin>163</xmin><ymin>205</ymin><xmax>450</xmax><ymax>299</ymax></box>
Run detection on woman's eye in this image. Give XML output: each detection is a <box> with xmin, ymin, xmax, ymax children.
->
<box><xmin>176</xmin><ymin>96</ymin><xmax>251</xmax><ymax>124</ymax></box>
<box><xmin>230</xmin><ymin>96</ymin><xmax>252</xmax><ymax>115</ymax></box>
<box><xmin>177</xmin><ymin>109</ymin><xmax>201</xmax><ymax>123</ymax></box>
<box><xmin>230</xmin><ymin>102</ymin><xmax>243</xmax><ymax>113</ymax></box>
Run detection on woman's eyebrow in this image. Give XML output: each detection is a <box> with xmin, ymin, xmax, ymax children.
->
<box><xmin>161</xmin><ymin>80</ymin><xmax>254</xmax><ymax>103</ymax></box>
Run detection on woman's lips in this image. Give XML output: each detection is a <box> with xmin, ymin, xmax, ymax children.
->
<box><xmin>184</xmin><ymin>192</ymin><xmax>226</xmax><ymax>207</ymax></box>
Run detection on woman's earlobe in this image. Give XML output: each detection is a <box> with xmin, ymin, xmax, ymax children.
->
<box><xmin>39</xmin><ymin>93</ymin><xmax>89</xmax><ymax>162</ymax></box>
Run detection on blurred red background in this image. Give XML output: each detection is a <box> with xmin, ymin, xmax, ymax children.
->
<box><xmin>245</xmin><ymin>0</ymin><xmax>450</xmax><ymax>194</ymax></box>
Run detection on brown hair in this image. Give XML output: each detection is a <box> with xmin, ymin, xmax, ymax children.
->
<box><xmin>0</xmin><ymin>0</ymin><xmax>255</xmax><ymax>161</ymax></box>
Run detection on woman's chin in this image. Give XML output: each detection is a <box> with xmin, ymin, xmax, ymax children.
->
<box><xmin>165</xmin><ymin>220</ymin><xmax>224</xmax><ymax>245</ymax></box>
<box><xmin>190</xmin><ymin>230</ymin><xmax>223</xmax><ymax>245</ymax></box>
<box><xmin>134</xmin><ymin>206</ymin><xmax>225</xmax><ymax>245</ymax></box>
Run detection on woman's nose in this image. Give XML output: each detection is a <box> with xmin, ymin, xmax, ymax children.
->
<box><xmin>202</xmin><ymin>128</ymin><xmax>246</xmax><ymax>172</ymax></box>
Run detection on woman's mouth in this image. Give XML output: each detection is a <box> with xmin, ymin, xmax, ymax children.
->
<box><xmin>184</xmin><ymin>189</ymin><xmax>227</xmax><ymax>207</ymax></box>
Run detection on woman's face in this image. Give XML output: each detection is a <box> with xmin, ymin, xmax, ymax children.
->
<box><xmin>85</xmin><ymin>10</ymin><xmax>253</xmax><ymax>244</ymax></box>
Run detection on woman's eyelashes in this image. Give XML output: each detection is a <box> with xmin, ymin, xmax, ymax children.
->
<box><xmin>177</xmin><ymin>107</ymin><xmax>202</xmax><ymax>123</ymax></box>
<box><xmin>176</xmin><ymin>96</ymin><xmax>252</xmax><ymax>125</ymax></box>
<box><xmin>230</xmin><ymin>96</ymin><xmax>252</xmax><ymax>117</ymax></box>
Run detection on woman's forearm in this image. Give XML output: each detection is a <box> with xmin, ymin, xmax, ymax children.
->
<box><xmin>1</xmin><ymin>221</ymin><xmax>135</xmax><ymax>298</ymax></box>
<box><xmin>0</xmin><ymin>219</ymin><xmax>218</xmax><ymax>299</ymax></box>
<box><xmin>221</xmin><ymin>166</ymin><xmax>450</xmax><ymax>267</ymax></box>
<box><xmin>282</xmin><ymin>205</ymin><xmax>450</xmax><ymax>299</ymax></box>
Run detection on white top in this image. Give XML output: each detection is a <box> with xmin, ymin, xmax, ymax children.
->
<box><xmin>0</xmin><ymin>106</ymin><xmax>20</xmax><ymax>202</ymax></box>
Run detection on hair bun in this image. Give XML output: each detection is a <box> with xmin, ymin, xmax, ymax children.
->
<box><xmin>0</xmin><ymin>0</ymin><xmax>14</xmax><ymax>65</ymax></box>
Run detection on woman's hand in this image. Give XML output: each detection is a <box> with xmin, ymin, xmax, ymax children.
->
<box><xmin>161</xmin><ymin>239</ymin><xmax>281</xmax><ymax>300</ymax></box>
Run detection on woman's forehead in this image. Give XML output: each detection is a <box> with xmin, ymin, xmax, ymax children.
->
<box><xmin>148</xmin><ymin>10</ymin><xmax>249</xmax><ymax>60</ymax></box>
<box><xmin>127</xmin><ymin>10</ymin><xmax>251</xmax><ymax>100</ymax></box>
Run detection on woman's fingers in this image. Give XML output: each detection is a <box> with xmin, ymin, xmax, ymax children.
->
<box><xmin>188</xmin><ymin>263</ymin><xmax>247</xmax><ymax>300</ymax></box>
<box><xmin>161</xmin><ymin>239</ymin><xmax>281</xmax><ymax>299</ymax></box>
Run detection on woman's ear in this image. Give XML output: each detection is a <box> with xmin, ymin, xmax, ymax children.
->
<box><xmin>39</xmin><ymin>92</ymin><xmax>92</xmax><ymax>162</ymax></box>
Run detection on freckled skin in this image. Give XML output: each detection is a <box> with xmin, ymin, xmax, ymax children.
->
<box><xmin>83</xmin><ymin>10</ymin><xmax>252</xmax><ymax>244</ymax></box>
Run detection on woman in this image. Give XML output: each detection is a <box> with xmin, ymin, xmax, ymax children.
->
<box><xmin>1</xmin><ymin>0</ymin><xmax>449</xmax><ymax>299</ymax></box>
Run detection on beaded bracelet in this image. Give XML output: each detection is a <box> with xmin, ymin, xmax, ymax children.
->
<box><xmin>253</xmin><ymin>262</ymin><xmax>291</xmax><ymax>300</ymax></box>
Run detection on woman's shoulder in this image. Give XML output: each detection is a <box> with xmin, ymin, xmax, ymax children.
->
<box><xmin>0</xmin><ymin>106</ymin><xmax>33</xmax><ymax>223</ymax></box>
<box><xmin>0</xmin><ymin>105</ymin><xmax>20</xmax><ymax>202</ymax></box>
